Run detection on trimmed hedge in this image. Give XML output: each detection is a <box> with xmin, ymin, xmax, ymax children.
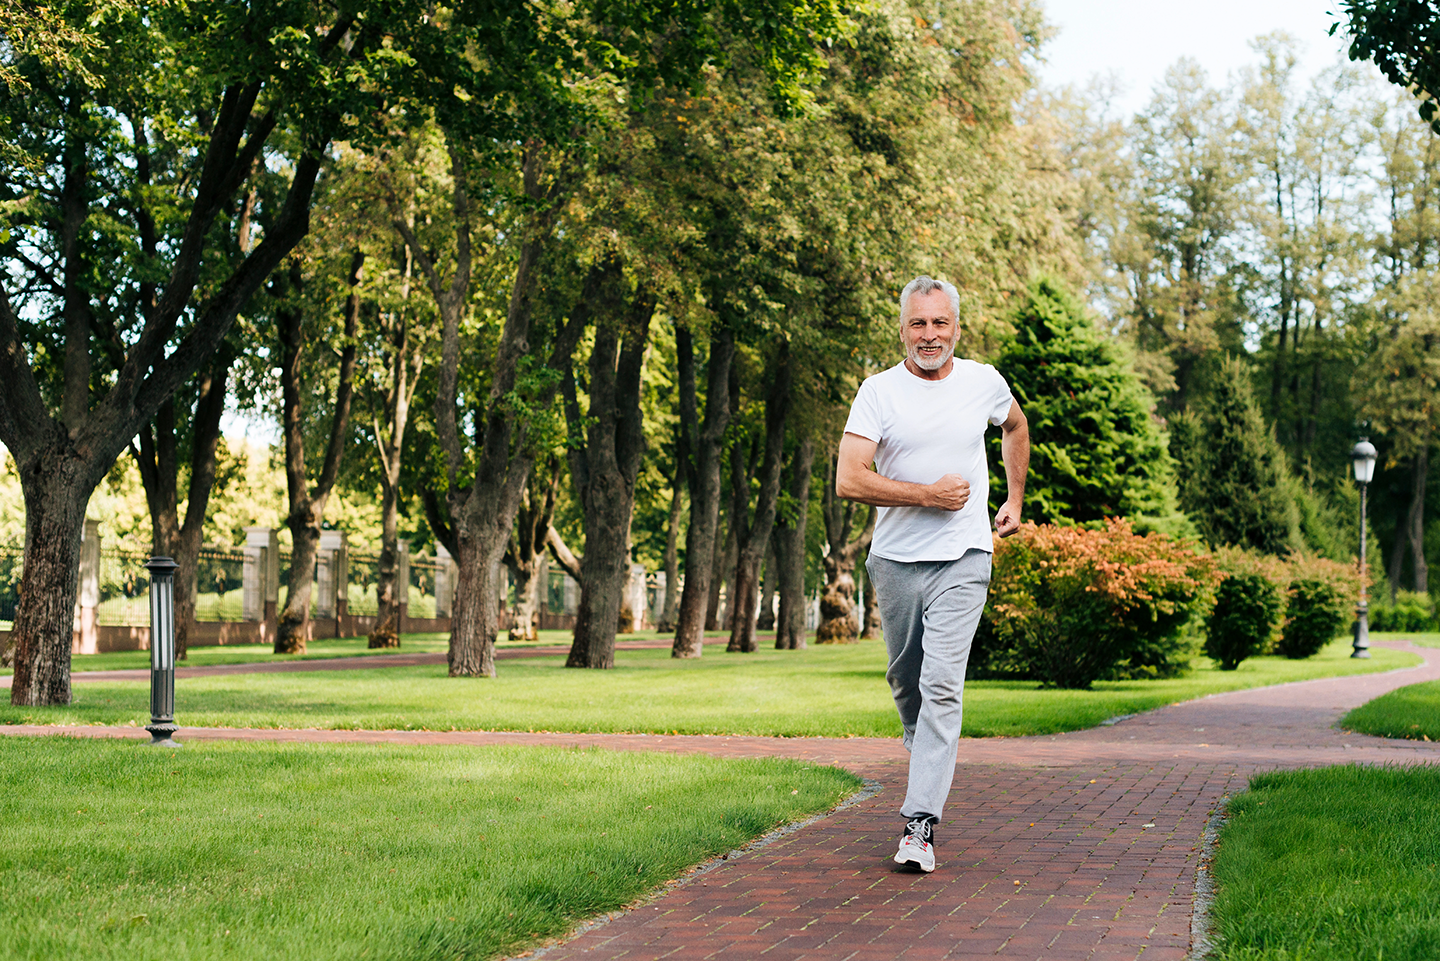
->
<box><xmin>1203</xmin><ymin>572</ymin><xmax>1282</xmax><ymax>670</ymax></box>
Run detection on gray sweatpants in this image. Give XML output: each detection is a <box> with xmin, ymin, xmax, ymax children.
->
<box><xmin>866</xmin><ymin>549</ymin><xmax>992</xmax><ymax>822</ymax></box>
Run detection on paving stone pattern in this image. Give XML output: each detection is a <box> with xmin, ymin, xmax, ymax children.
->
<box><xmin>6</xmin><ymin>641</ymin><xmax>1440</xmax><ymax>959</ymax></box>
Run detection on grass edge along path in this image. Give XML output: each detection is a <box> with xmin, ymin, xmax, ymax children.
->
<box><xmin>1209</xmin><ymin>765</ymin><xmax>1440</xmax><ymax>961</ymax></box>
<box><xmin>0</xmin><ymin>637</ymin><xmax>1419</xmax><ymax>739</ymax></box>
<box><xmin>1342</xmin><ymin>675</ymin><xmax>1440</xmax><ymax>741</ymax></box>
<box><xmin>0</xmin><ymin>735</ymin><xmax>862</xmax><ymax>961</ymax></box>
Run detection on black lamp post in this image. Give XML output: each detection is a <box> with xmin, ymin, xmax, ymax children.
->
<box><xmin>1350</xmin><ymin>438</ymin><xmax>1378</xmax><ymax>659</ymax></box>
<box><xmin>145</xmin><ymin>555</ymin><xmax>181</xmax><ymax>746</ymax></box>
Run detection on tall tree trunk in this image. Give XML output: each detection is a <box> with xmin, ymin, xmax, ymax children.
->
<box><xmin>815</xmin><ymin>453</ymin><xmax>875</xmax><ymax>644</ymax></box>
<box><xmin>133</xmin><ymin>349</ymin><xmax>233</xmax><ymax>660</ymax></box>
<box><xmin>709</xmin><ymin>515</ymin><xmax>735</xmax><ymax>631</ymax></box>
<box><xmin>756</xmin><ymin>539</ymin><xmax>777</xmax><ymax>632</ymax></box>
<box><xmin>504</xmin><ymin>460</ymin><xmax>561</xmax><ymax>642</ymax></box>
<box><xmin>727</xmin><ymin>344</ymin><xmax>792</xmax><ymax>653</ymax></box>
<box><xmin>774</xmin><ymin>436</ymin><xmax>814</xmax><ymax>650</ymax></box>
<box><xmin>275</xmin><ymin>251</ymin><xmax>362</xmax><ymax>654</ymax></box>
<box><xmin>655</xmin><ymin>471</ymin><xmax>685</xmax><ymax>632</ymax></box>
<box><xmin>1406</xmin><ymin>443</ymin><xmax>1430</xmax><ymax>594</ymax></box>
<box><xmin>401</xmin><ymin>143</ymin><xmax>585</xmax><ymax>677</ymax></box>
<box><xmin>672</xmin><ymin>325</ymin><xmax>736</xmax><ymax>657</ymax></box>
<box><xmin>565</xmin><ymin>276</ymin><xmax>655</xmax><ymax>668</ymax></box>
<box><xmin>369</xmin><ymin>243</ymin><xmax>425</xmax><ymax>650</ymax></box>
<box><xmin>6</xmin><ymin>463</ymin><xmax>90</xmax><ymax>703</ymax></box>
<box><xmin>859</xmin><ymin>556</ymin><xmax>879</xmax><ymax>640</ymax></box>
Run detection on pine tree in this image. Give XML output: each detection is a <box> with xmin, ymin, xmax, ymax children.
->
<box><xmin>995</xmin><ymin>277</ymin><xmax>1185</xmax><ymax>531</ymax></box>
<box><xmin>1170</xmin><ymin>356</ymin><xmax>1302</xmax><ymax>554</ymax></box>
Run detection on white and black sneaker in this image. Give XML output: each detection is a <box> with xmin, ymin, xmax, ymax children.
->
<box><xmin>893</xmin><ymin>815</ymin><xmax>938</xmax><ymax>873</ymax></box>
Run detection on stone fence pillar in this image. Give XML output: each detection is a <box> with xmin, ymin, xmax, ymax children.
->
<box><xmin>73</xmin><ymin>519</ymin><xmax>100</xmax><ymax>655</ymax></box>
<box><xmin>435</xmin><ymin>544</ymin><xmax>457</xmax><ymax>618</ymax></box>
<box><xmin>316</xmin><ymin>530</ymin><xmax>349</xmax><ymax>636</ymax></box>
<box><xmin>243</xmin><ymin>527</ymin><xmax>279</xmax><ymax>644</ymax></box>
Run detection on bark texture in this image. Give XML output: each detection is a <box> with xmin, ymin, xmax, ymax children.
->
<box><xmin>671</xmin><ymin>325</ymin><xmax>736</xmax><ymax>657</ymax></box>
<box><xmin>774</xmin><ymin>437</ymin><xmax>815</xmax><ymax>650</ymax></box>
<box><xmin>815</xmin><ymin>453</ymin><xmax>875</xmax><ymax>644</ymax></box>
<box><xmin>756</xmin><ymin>539</ymin><xmax>777</xmax><ymax>632</ymax></box>
<box><xmin>726</xmin><ymin>345</ymin><xmax>792</xmax><ymax>653</ymax></box>
<box><xmin>655</xmin><ymin>439</ymin><xmax>686</xmax><ymax>633</ymax></box>
<box><xmin>274</xmin><ymin>252</ymin><xmax>362</xmax><ymax>654</ymax></box>
<box><xmin>1388</xmin><ymin>442</ymin><xmax>1430</xmax><ymax>597</ymax></box>
<box><xmin>564</xmin><ymin>269</ymin><xmax>655</xmax><ymax>669</ymax></box>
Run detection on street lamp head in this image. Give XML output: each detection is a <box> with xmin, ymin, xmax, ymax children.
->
<box><xmin>1351</xmin><ymin>438</ymin><xmax>1378</xmax><ymax>484</ymax></box>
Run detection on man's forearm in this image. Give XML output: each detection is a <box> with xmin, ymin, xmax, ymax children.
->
<box><xmin>1001</xmin><ymin>423</ymin><xmax>1029</xmax><ymax>505</ymax></box>
<box><xmin>836</xmin><ymin>465</ymin><xmax>935</xmax><ymax>508</ymax></box>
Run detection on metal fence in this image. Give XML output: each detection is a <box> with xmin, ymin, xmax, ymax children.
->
<box><xmin>193</xmin><ymin>548</ymin><xmax>246</xmax><ymax>622</ymax></box>
<box><xmin>409</xmin><ymin>555</ymin><xmax>439</xmax><ymax>618</ymax></box>
<box><xmin>96</xmin><ymin>549</ymin><xmax>151</xmax><ymax>626</ymax></box>
<box><xmin>0</xmin><ymin>543</ymin><xmax>21</xmax><ymax>628</ymax></box>
<box><xmin>348</xmin><ymin>552</ymin><xmax>380</xmax><ymax>616</ymax></box>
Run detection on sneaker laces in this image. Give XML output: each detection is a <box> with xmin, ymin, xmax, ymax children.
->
<box><xmin>905</xmin><ymin>817</ymin><xmax>932</xmax><ymax>845</ymax></box>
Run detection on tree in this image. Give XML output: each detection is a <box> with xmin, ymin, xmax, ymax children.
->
<box><xmin>815</xmin><ymin>453</ymin><xmax>875</xmax><ymax>644</ymax></box>
<box><xmin>1170</xmin><ymin>357</ymin><xmax>1303</xmax><ymax>554</ymax></box>
<box><xmin>271</xmin><ymin>251</ymin><xmax>362</xmax><ymax>654</ymax></box>
<box><xmin>994</xmin><ymin>276</ymin><xmax>1183</xmax><ymax>530</ymax></box>
<box><xmin>0</xmin><ymin>2</ymin><xmax>389</xmax><ymax>704</ymax></box>
<box><xmin>1336</xmin><ymin>0</ymin><xmax>1440</xmax><ymax>132</ymax></box>
<box><xmin>773</xmin><ymin>437</ymin><xmax>816</xmax><ymax>650</ymax></box>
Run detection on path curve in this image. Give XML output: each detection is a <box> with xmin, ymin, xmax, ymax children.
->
<box><xmin>6</xmin><ymin>641</ymin><xmax>1440</xmax><ymax>960</ymax></box>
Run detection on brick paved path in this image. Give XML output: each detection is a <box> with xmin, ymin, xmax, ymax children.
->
<box><xmin>6</xmin><ymin>641</ymin><xmax>1440</xmax><ymax>960</ymax></box>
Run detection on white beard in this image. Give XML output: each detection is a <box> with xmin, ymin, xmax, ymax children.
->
<box><xmin>908</xmin><ymin>339</ymin><xmax>956</xmax><ymax>371</ymax></box>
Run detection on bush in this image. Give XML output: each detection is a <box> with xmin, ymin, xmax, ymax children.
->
<box><xmin>980</xmin><ymin>520</ymin><xmax>1217</xmax><ymax>689</ymax></box>
<box><xmin>1203</xmin><ymin>573</ymin><xmax>1282</xmax><ymax>670</ymax></box>
<box><xmin>1370</xmin><ymin>590</ymin><xmax>1436</xmax><ymax>633</ymax></box>
<box><xmin>1277</xmin><ymin>579</ymin><xmax>1349</xmax><ymax>659</ymax></box>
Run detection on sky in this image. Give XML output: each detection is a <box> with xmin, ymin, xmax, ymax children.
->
<box><xmin>1033</xmin><ymin>0</ymin><xmax>1358</xmax><ymax>116</ymax></box>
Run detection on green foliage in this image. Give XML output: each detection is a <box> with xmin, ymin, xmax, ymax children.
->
<box><xmin>978</xmin><ymin>521</ymin><xmax>1218</xmax><ymax>689</ymax></box>
<box><xmin>994</xmin><ymin>276</ymin><xmax>1184</xmax><ymax>528</ymax></box>
<box><xmin>1278</xmin><ymin>578</ymin><xmax>1349</xmax><ymax>659</ymax></box>
<box><xmin>1213</xmin><ymin>764</ymin><xmax>1440</xmax><ymax>960</ymax></box>
<box><xmin>0</xmin><ymin>737</ymin><xmax>857</xmax><ymax>961</ymax></box>
<box><xmin>1336</xmin><ymin>0</ymin><xmax>1440</xmax><ymax>132</ymax></box>
<box><xmin>1370</xmin><ymin>590</ymin><xmax>1437</xmax><ymax>633</ymax></box>
<box><xmin>1171</xmin><ymin>357</ymin><xmax>1303</xmax><ymax>555</ymax></box>
<box><xmin>1204</xmin><ymin>573</ymin><xmax>1283</xmax><ymax>670</ymax></box>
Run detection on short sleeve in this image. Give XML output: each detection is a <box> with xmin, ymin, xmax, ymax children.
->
<box><xmin>843</xmin><ymin>377</ymin><xmax>883</xmax><ymax>442</ymax></box>
<box><xmin>986</xmin><ymin>365</ymin><xmax>1014</xmax><ymax>426</ymax></box>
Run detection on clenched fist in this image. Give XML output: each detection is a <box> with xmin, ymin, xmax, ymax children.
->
<box><xmin>925</xmin><ymin>473</ymin><xmax>970</xmax><ymax>512</ymax></box>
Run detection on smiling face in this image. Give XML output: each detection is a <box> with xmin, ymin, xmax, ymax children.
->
<box><xmin>901</xmin><ymin>288</ymin><xmax>960</xmax><ymax>375</ymax></box>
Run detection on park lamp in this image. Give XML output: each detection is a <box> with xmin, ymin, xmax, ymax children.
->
<box><xmin>144</xmin><ymin>556</ymin><xmax>181</xmax><ymax>746</ymax></box>
<box><xmin>1350</xmin><ymin>439</ymin><xmax>1377</xmax><ymax>659</ymax></box>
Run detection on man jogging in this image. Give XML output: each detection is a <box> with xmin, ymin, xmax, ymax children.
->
<box><xmin>836</xmin><ymin>275</ymin><xmax>1029</xmax><ymax>873</ymax></box>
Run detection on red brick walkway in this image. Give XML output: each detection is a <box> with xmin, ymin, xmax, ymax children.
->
<box><xmin>6</xmin><ymin>642</ymin><xmax>1440</xmax><ymax>960</ymax></box>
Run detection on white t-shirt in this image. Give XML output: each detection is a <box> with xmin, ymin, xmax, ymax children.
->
<box><xmin>843</xmin><ymin>359</ymin><xmax>1014</xmax><ymax>562</ymax></box>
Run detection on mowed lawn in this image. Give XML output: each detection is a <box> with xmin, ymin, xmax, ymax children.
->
<box><xmin>0</xmin><ymin>736</ymin><xmax>859</xmax><ymax>961</ymax></box>
<box><xmin>0</xmin><ymin>637</ymin><xmax>1416</xmax><ymax>738</ymax></box>
<box><xmin>1212</xmin><ymin>765</ymin><xmax>1440</xmax><ymax>961</ymax></box>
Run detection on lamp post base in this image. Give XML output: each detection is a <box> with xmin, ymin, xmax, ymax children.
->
<box><xmin>145</xmin><ymin>722</ymin><xmax>181</xmax><ymax>747</ymax></box>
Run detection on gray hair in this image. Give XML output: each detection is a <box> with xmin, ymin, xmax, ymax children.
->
<box><xmin>899</xmin><ymin>276</ymin><xmax>960</xmax><ymax>323</ymax></box>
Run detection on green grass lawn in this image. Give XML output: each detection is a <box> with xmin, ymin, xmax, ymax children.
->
<box><xmin>1341</xmin><ymin>678</ymin><xmax>1440</xmax><ymax>740</ymax></box>
<box><xmin>1211</xmin><ymin>765</ymin><xmax>1440</xmax><ymax>961</ymax></box>
<box><xmin>1383</xmin><ymin>630</ymin><xmax>1440</xmax><ymax>648</ymax></box>
<box><xmin>0</xmin><ymin>736</ymin><xmax>859</xmax><ymax>961</ymax></box>
<box><xmin>1</xmin><ymin>629</ymin><xmax>693</xmax><ymax>676</ymax></box>
<box><xmin>0</xmin><ymin>637</ymin><xmax>1416</xmax><ymax>738</ymax></box>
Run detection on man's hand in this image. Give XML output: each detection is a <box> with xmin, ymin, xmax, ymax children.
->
<box><xmin>925</xmin><ymin>473</ymin><xmax>970</xmax><ymax>511</ymax></box>
<box><xmin>994</xmin><ymin>498</ymin><xmax>1022</xmax><ymax>537</ymax></box>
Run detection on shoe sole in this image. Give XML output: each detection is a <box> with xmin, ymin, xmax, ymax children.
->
<box><xmin>893</xmin><ymin>854</ymin><xmax>936</xmax><ymax>873</ymax></box>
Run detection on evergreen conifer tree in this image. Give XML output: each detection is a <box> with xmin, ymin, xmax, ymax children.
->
<box><xmin>995</xmin><ymin>277</ymin><xmax>1185</xmax><ymax>531</ymax></box>
<box><xmin>1170</xmin><ymin>356</ymin><xmax>1303</xmax><ymax>554</ymax></box>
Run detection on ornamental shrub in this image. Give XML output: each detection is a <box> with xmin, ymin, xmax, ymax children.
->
<box><xmin>1203</xmin><ymin>573</ymin><xmax>1282</xmax><ymax>670</ymax></box>
<box><xmin>981</xmin><ymin>520</ymin><xmax>1217</xmax><ymax>689</ymax></box>
<box><xmin>1370</xmin><ymin>591</ymin><xmax>1436</xmax><ymax>633</ymax></box>
<box><xmin>1277</xmin><ymin>579</ymin><xmax>1348</xmax><ymax>659</ymax></box>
